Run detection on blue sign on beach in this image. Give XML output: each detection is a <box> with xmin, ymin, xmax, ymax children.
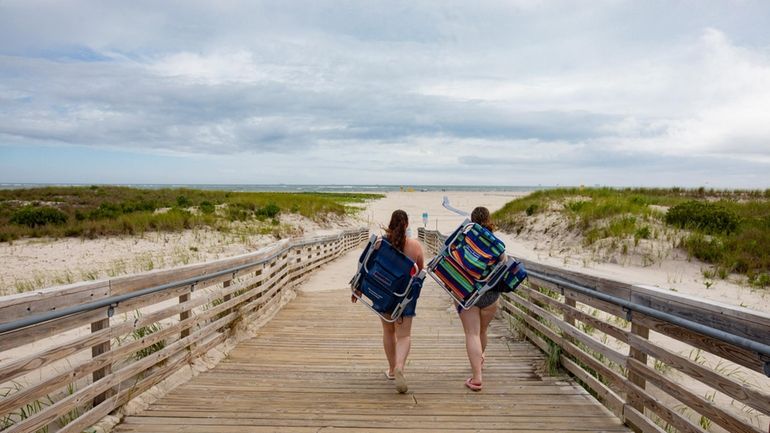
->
<box><xmin>422</xmin><ymin>212</ymin><xmax>428</xmax><ymax>227</ymax></box>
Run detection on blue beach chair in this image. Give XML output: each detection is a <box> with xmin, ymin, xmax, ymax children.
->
<box><xmin>350</xmin><ymin>235</ymin><xmax>426</xmax><ymax>322</ymax></box>
<box><xmin>426</xmin><ymin>219</ymin><xmax>527</xmax><ymax>310</ymax></box>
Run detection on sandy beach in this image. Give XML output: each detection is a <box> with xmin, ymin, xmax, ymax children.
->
<box><xmin>2</xmin><ymin>189</ymin><xmax>767</xmax><ymax>313</ymax></box>
<box><xmin>2</xmin><ymin>190</ymin><xmax>768</xmax><ymax>432</ymax></box>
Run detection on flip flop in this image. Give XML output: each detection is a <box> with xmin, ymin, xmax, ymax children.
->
<box><xmin>465</xmin><ymin>377</ymin><xmax>483</xmax><ymax>392</ymax></box>
<box><xmin>394</xmin><ymin>368</ymin><xmax>408</xmax><ymax>393</ymax></box>
<box><xmin>384</xmin><ymin>369</ymin><xmax>395</xmax><ymax>380</ymax></box>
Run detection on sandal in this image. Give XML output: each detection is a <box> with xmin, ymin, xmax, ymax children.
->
<box><xmin>384</xmin><ymin>369</ymin><xmax>395</xmax><ymax>380</ymax></box>
<box><xmin>465</xmin><ymin>377</ymin><xmax>483</xmax><ymax>392</ymax></box>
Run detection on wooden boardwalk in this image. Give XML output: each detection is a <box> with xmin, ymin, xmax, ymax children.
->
<box><xmin>115</xmin><ymin>252</ymin><xmax>629</xmax><ymax>433</ymax></box>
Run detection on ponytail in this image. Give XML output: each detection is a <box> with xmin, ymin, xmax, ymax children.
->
<box><xmin>385</xmin><ymin>209</ymin><xmax>408</xmax><ymax>252</ymax></box>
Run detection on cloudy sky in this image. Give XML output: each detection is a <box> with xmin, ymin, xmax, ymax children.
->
<box><xmin>1</xmin><ymin>1</ymin><xmax>769</xmax><ymax>187</ymax></box>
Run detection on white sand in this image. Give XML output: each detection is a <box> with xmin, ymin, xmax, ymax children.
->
<box><xmin>0</xmin><ymin>213</ymin><xmax>356</xmax><ymax>296</ymax></box>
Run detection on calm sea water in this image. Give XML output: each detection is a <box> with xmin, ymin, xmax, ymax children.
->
<box><xmin>0</xmin><ymin>183</ymin><xmax>548</xmax><ymax>193</ymax></box>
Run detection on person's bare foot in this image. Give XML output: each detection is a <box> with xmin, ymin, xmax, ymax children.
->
<box><xmin>394</xmin><ymin>368</ymin><xmax>408</xmax><ymax>393</ymax></box>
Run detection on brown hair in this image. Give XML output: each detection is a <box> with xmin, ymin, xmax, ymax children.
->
<box><xmin>385</xmin><ymin>209</ymin><xmax>408</xmax><ymax>252</ymax></box>
<box><xmin>471</xmin><ymin>206</ymin><xmax>495</xmax><ymax>231</ymax></box>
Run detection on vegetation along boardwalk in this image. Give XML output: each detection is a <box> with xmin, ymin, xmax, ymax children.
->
<box><xmin>115</xmin><ymin>248</ymin><xmax>628</xmax><ymax>433</ymax></box>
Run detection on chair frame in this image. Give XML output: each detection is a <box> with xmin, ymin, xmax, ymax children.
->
<box><xmin>350</xmin><ymin>234</ymin><xmax>426</xmax><ymax>322</ymax></box>
<box><xmin>426</xmin><ymin>219</ymin><xmax>509</xmax><ymax>310</ymax></box>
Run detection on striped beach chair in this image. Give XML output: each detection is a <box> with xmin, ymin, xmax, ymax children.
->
<box><xmin>427</xmin><ymin>219</ymin><xmax>523</xmax><ymax>309</ymax></box>
<box><xmin>350</xmin><ymin>235</ymin><xmax>426</xmax><ymax>322</ymax></box>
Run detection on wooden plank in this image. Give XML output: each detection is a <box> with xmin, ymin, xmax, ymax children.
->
<box><xmin>627</xmin><ymin>334</ymin><xmax>770</xmax><ymax>415</ymax></box>
<box><xmin>91</xmin><ymin>317</ymin><xmax>112</xmax><ymax>407</ymax></box>
<box><xmin>628</xmin><ymin>358</ymin><xmax>763</xmax><ymax>433</ymax></box>
<box><xmin>630</xmin><ymin>284</ymin><xmax>770</xmax><ymax>343</ymax></box>
<box><xmin>560</xmin><ymin>354</ymin><xmax>625</xmax><ymax>417</ymax></box>
<box><xmin>519</xmin><ymin>258</ymin><xmax>634</xmax><ymax>301</ymax></box>
<box><xmin>4</xmin><ymin>311</ymin><xmax>238</xmax><ymax>433</ymax></box>
<box><xmin>0</xmin><ymin>309</ymin><xmax>103</xmax><ymax>352</ymax></box>
<box><xmin>521</xmin><ymin>285</ymin><xmax>630</xmax><ymax>343</ymax></box>
<box><xmin>508</xmin><ymin>291</ymin><xmax>627</xmax><ymax>367</ymax></box>
<box><xmin>502</xmin><ymin>297</ymin><xmax>703</xmax><ymax>433</ymax></box>
<box><xmin>109</xmin><ymin>269</ymin><xmax>626</xmax><ymax>433</ymax></box>
<box><xmin>633</xmin><ymin>312</ymin><xmax>764</xmax><ymax>374</ymax></box>
<box><xmin>627</xmin><ymin>322</ymin><xmax>649</xmax><ymax>413</ymax></box>
<box><xmin>623</xmin><ymin>405</ymin><xmax>667</xmax><ymax>433</ymax></box>
<box><xmin>0</xmin><ymin>280</ymin><xmax>110</xmax><ymax>323</ymax></box>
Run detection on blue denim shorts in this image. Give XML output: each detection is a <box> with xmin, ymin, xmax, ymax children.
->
<box><xmin>401</xmin><ymin>295</ymin><xmax>418</xmax><ymax>317</ymax></box>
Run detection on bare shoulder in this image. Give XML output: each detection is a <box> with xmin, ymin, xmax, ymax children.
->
<box><xmin>403</xmin><ymin>238</ymin><xmax>424</xmax><ymax>268</ymax></box>
<box><xmin>405</xmin><ymin>238</ymin><xmax>423</xmax><ymax>254</ymax></box>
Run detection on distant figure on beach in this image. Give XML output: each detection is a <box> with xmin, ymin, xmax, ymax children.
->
<box><xmin>351</xmin><ymin>209</ymin><xmax>424</xmax><ymax>393</ymax></box>
<box><xmin>458</xmin><ymin>206</ymin><xmax>500</xmax><ymax>391</ymax></box>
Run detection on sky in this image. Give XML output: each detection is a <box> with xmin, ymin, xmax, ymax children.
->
<box><xmin>1</xmin><ymin>1</ymin><xmax>769</xmax><ymax>188</ymax></box>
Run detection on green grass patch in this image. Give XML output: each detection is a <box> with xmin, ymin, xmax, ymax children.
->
<box><xmin>494</xmin><ymin>187</ymin><xmax>770</xmax><ymax>286</ymax></box>
<box><xmin>0</xmin><ymin>186</ymin><xmax>383</xmax><ymax>242</ymax></box>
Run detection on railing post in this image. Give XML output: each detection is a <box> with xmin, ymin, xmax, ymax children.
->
<box><xmin>627</xmin><ymin>322</ymin><xmax>649</xmax><ymax>414</ymax></box>
<box><xmin>180</xmin><ymin>287</ymin><xmax>191</xmax><ymax>340</ymax></box>
<box><xmin>91</xmin><ymin>316</ymin><xmax>112</xmax><ymax>406</ymax></box>
<box><xmin>222</xmin><ymin>278</ymin><xmax>232</xmax><ymax>316</ymax></box>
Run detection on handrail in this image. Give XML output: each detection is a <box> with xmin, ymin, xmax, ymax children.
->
<box><xmin>418</xmin><ymin>225</ymin><xmax>770</xmax><ymax>433</ymax></box>
<box><xmin>418</xmin><ymin>226</ymin><xmax>770</xmax><ymax>373</ymax></box>
<box><xmin>527</xmin><ymin>269</ymin><xmax>770</xmax><ymax>376</ymax></box>
<box><xmin>0</xmin><ymin>229</ymin><xmax>366</xmax><ymax>335</ymax></box>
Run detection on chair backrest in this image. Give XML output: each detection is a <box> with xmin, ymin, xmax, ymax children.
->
<box><xmin>365</xmin><ymin>237</ymin><xmax>417</xmax><ymax>291</ymax></box>
<box><xmin>449</xmin><ymin>223</ymin><xmax>506</xmax><ymax>280</ymax></box>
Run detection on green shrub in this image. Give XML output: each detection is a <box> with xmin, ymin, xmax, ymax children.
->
<box><xmin>10</xmin><ymin>206</ymin><xmax>68</xmax><ymax>227</ymax></box>
<box><xmin>525</xmin><ymin>204</ymin><xmax>539</xmax><ymax>216</ymax></box>
<box><xmin>257</xmin><ymin>203</ymin><xmax>280</xmax><ymax>218</ymax></box>
<box><xmin>684</xmin><ymin>233</ymin><xmax>723</xmax><ymax>263</ymax></box>
<box><xmin>635</xmin><ymin>226</ymin><xmax>651</xmax><ymax>240</ymax></box>
<box><xmin>665</xmin><ymin>201</ymin><xmax>739</xmax><ymax>234</ymax></box>
<box><xmin>199</xmin><ymin>201</ymin><xmax>215</xmax><ymax>214</ymax></box>
<box><xmin>176</xmin><ymin>195</ymin><xmax>191</xmax><ymax>207</ymax></box>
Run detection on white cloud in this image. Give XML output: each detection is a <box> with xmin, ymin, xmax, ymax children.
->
<box><xmin>0</xmin><ymin>1</ymin><xmax>769</xmax><ymax>186</ymax></box>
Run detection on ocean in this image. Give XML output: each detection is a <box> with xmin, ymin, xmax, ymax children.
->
<box><xmin>0</xmin><ymin>184</ymin><xmax>547</xmax><ymax>193</ymax></box>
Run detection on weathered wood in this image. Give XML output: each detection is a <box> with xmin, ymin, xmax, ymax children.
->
<box><xmin>627</xmin><ymin>333</ymin><xmax>770</xmax><ymax>414</ymax></box>
<box><xmin>179</xmin><ymin>291</ymin><xmax>191</xmax><ymax>339</ymax></box>
<box><xmin>113</xmin><ymin>278</ymin><xmax>627</xmax><ymax>433</ymax></box>
<box><xmin>91</xmin><ymin>317</ymin><xmax>112</xmax><ymax>407</ymax></box>
<box><xmin>0</xmin><ymin>229</ymin><xmax>369</xmax><ymax>433</ymax></box>
<box><xmin>502</xmin><ymin>297</ymin><xmax>706</xmax><ymax>433</ymax></box>
<box><xmin>630</xmin><ymin>284</ymin><xmax>770</xmax><ymax>343</ymax></box>
<box><xmin>623</xmin><ymin>405</ymin><xmax>667</xmax><ymax>433</ymax></box>
<box><xmin>633</xmin><ymin>312</ymin><xmax>765</xmax><ymax>374</ymax></box>
<box><xmin>509</xmin><ymin>290</ymin><xmax>627</xmax><ymax>367</ymax></box>
<box><xmin>521</xmin><ymin>285</ymin><xmax>630</xmax><ymax>343</ymax></box>
<box><xmin>628</xmin><ymin>358</ymin><xmax>763</xmax><ymax>433</ymax></box>
<box><xmin>627</xmin><ymin>322</ymin><xmax>649</xmax><ymax>413</ymax></box>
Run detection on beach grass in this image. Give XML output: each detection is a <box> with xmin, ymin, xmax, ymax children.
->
<box><xmin>494</xmin><ymin>187</ymin><xmax>770</xmax><ymax>287</ymax></box>
<box><xmin>0</xmin><ymin>186</ymin><xmax>382</xmax><ymax>242</ymax></box>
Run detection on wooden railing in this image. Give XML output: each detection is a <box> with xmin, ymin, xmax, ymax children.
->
<box><xmin>0</xmin><ymin>228</ymin><xmax>369</xmax><ymax>433</ymax></box>
<box><xmin>419</xmin><ymin>227</ymin><xmax>770</xmax><ymax>433</ymax></box>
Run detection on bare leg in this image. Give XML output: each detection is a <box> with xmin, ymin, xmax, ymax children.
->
<box><xmin>394</xmin><ymin>316</ymin><xmax>413</xmax><ymax>370</ymax></box>
<box><xmin>479</xmin><ymin>302</ymin><xmax>498</xmax><ymax>354</ymax></box>
<box><xmin>381</xmin><ymin>319</ymin><xmax>396</xmax><ymax>376</ymax></box>
<box><xmin>459</xmin><ymin>307</ymin><xmax>483</xmax><ymax>384</ymax></box>
<box><xmin>393</xmin><ymin>317</ymin><xmax>413</xmax><ymax>393</ymax></box>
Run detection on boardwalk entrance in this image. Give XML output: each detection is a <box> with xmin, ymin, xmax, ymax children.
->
<box><xmin>115</xmin><ymin>249</ymin><xmax>628</xmax><ymax>433</ymax></box>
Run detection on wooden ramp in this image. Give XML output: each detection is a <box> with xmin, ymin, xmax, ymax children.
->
<box><xmin>115</xmin><ymin>252</ymin><xmax>629</xmax><ymax>433</ymax></box>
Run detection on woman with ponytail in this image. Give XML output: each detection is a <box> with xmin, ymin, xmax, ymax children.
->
<box><xmin>352</xmin><ymin>209</ymin><xmax>424</xmax><ymax>393</ymax></box>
